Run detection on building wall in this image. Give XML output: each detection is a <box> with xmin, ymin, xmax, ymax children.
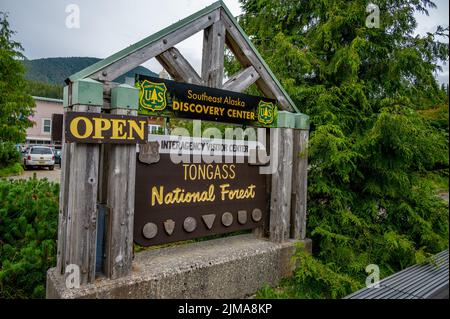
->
<box><xmin>26</xmin><ymin>97</ymin><xmax>64</xmax><ymax>145</ymax></box>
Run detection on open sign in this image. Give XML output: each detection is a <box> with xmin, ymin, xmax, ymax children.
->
<box><xmin>64</xmin><ymin>112</ymin><xmax>149</xmax><ymax>144</ymax></box>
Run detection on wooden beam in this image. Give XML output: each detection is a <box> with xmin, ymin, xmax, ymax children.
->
<box><xmin>223</xmin><ymin>66</ymin><xmax>259</xmax><ymax>92</ymax></box>
<box><xmin>156</xmin><ymin>47</ymin><xmax>202</xmax><ymax>85</ymax></box>
<box><xmin>220</xmin><ymin>9</ymin><xmax>294</xmax><ymax>111</ymax></box>
<box><xmin>202</xmin><ymin>20</ymin><xmax>225</xmax><ymax>88</ymax></box>
<box><xmin>291</xmin><ymin>130</ymin><xmax>309</xmax><ymax>240</ymax></box>
<box><xmin>64</xmin><ymin>104</ymin><xmax>101</xmax><ymax>284</ymax></box>
<box><xmin>269</xmin><ymin>128</ymin><xmax>293</xmax><ymax>243</ymax></box>
<box><xmin>90</xmin><ymin>9</ymin><xmax>220</xmax><ymax>82</ymax></box>
<box><xmin>104</xmin><ymin>108</ymin><xmax>137</xmax><ymax>279</ymax></box>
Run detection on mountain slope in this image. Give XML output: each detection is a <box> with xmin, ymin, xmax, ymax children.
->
<box><xmin>23</xmin><ymin>57</ymin><xmax>157</xmax><ymax>85</ymax></box>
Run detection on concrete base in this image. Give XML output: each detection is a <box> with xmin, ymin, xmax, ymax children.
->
<box><xmin>46</xmin><ymin>234</ymin><xmax>311</xmax><ymax>299</ymax></box>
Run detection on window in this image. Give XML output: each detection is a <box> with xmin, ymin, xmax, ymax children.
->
<box><xmin>30</xmin><ymin>147</ymin><xmax>53</xmax><ymax>155</ymax></box>
<box><xmin>42</xmin><ymin>119</ymin><xmax>52</xmax><ymax>134</ymax></box>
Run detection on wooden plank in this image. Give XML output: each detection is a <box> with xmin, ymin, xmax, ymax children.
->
<box><xmin>252</xmin><ymin>128</ymin><xmax>269</xmax><ymax>238</ymax></box>
<box><xmin>291</xmin><ymin>129</ymin><xmax>309</xmax><ymax>240</ymax></box>
<box><xmin>90</xmin><ymin>10</ymin><xmax>220</xmax><ymax>82</ymax></box>
<box><xmin>223</xmin><ymin>66</ymin><xmax>259</xmax><ymax>92</ymax></box>
<box><xmin>202</xmin><ymin>19</ymin><xmax>225</xmax><ymax>88</ymax></box>
<box><xmin>156</xmin><ymin>47</ymin><xmax>202</xmax><ymax>85</ymax></box>
<box><xmin>269</xmin><ymin>128</ymin><xmax>293</xmax><ymax>243</ymax></box>
<box><xmin>104</xmin><ymin>108</ymin><xmax>137</xmax><ymax>279</ymax></box>
<box><xmin>64</xmin><ymin>104</ymin><xmax>101</xmax><ymax>284</ymax></box>
<box><xmin>220</xmin><ymin>9</ymin><xmax>294</xmax><ymax>111</ymax></box>
<box><xmin>56</xmin><ymin>114</ymin><xmax>70</xmax><ymax>274</ymax></box>
<box><xmin>56</xmin><ymin>84</ymin><xmax>72</xmax><ymax>275</ymax></box>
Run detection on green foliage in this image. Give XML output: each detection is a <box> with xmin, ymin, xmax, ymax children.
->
<box><xmin>0</xmin><ymin>177</ymin><xmax>59</xmax><ymax>298</ymax></box>
<box><xmin>0</xmin><ymin>12</ymin><xmax>35</xmax><ymax>144</ymax></box>
<box><xmin>0</xmin><ymin>162</ymin><xmax>23</xmax><ymax>178</ymax></box>
<box><xmin>237</xmin><ymin>0</ymin><xmax>449</xmax><ymax>298</ymax></box>
<box><xmin>0</xmin><ymin>141</ymin><xmax>20</xmax><ymax>168</ymax></box>
<box><xmin>25</xmin><ymin>80</ymin><xmax>63</xmax><ymax>99</ymax></box>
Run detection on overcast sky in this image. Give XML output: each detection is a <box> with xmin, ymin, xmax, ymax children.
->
<box><xmin>2</xmin><ymin>0</ymin><xmax>448</xmax><ymax>84</ymax></box>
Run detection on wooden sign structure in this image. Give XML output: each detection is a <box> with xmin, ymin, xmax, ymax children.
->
<box><xmin>55</xmin><ymin>0</ymin><xmax>310</xmax><ymax>287</ymax></box>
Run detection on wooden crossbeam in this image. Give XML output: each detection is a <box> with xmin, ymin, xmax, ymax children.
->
<box><xmin>90</xmin><ymin>9</ymin><xmax>220</xmax><ymax>82</ymax></box>
<box><xmin>223</xmin><ymin>66</ymin><xmax>259</xmax><ymax>93</ymax></box>
<box><xmin>156</xmin><ymin>47</ymin><xmax>202</xmax><ymax>85</ymax></box>
<box><xmin>202</xmin><ymin>20</ymin><xmax>225</xmax><ymax>88</ymax></box>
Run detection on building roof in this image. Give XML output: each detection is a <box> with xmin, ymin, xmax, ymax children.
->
<box><xmin>33</xmin><ymin>96</ymin><xmax>63</xmax><ymax>103</ymax></box>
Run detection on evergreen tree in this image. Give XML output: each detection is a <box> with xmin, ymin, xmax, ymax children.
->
<box><xmin>235</xmin><ymin>0</ymin><xmax>449</xmax><ymax>298</ymax></box>
<box><xmin>0</xmin><ymin>12</ymin><xmax>34</xmax><ymax>144</ymax></box>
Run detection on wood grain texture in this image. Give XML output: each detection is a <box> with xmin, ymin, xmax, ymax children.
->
<box><xmin>291</xmin><ymin>129</ymin><xmax>309</xmax><ymax>240</ymax></box>
<box><xmin>157</xmin><ymin>47</ymin><xmax>202</xmax><ymax>85</ymax></box>
<box><xmin>64</xmin><ymin>104</ymin><xmax>101</xmax><ymax>284</ymax></box>
<box><xmin>90</xmin><ymin>10</ymin><xmax>220</xmax><ymax>82</ymax></box>
<box><xmin>223</xmin><ymin>66</ymin><xmax>259</xmax><ymax>93</ymax></box>
<box><xmin>56</xmin><ymin>82</ymin><xmax>72</xmax><ymax>275</ymax></box>
<box><xmin>56</xmin><ymin>107</ymin><xmax>70</xmax><ymax>275</ymax></box>
<box><xmin>202</xmin><ymin>19</ymin><xmax>225</xmax><ymax>88</ymax></box>
<box><xmin>104</xmin><ymin>108</ymin><xmax>137</xmax><ymax>279</ymax></box>
<box><xmin>269</xmin><ymin>128</ymin><xmax>293</xmax><ymax>243</ymax></box>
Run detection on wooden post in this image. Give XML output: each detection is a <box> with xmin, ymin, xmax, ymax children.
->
<box><xmin>104</xmin><ymin>84</ymin><xmax>139</xmax><ymax>279</ymax></box>
<box><xmin>56</xmin><ymin>85</ymin><xmax>71</xmax><ymax>275</ymax></box>
<box><xmin>291</xmin><ymin>113</ymin><xmax>310</xmax><ymax>240</ymax></box>
<box><xmin>291</xmin><ymin>129</ymin><xmax>309</xmax><ymax>240</ymax></box>
<box><xmin>269</xmin><ymin>112</ymin><xmax>295</xmax><ymax>242</ymax></box>
<box><xmin>57</xmin><ymin>78</ymin><xmax>104</xmax><ymax>284</ymax></box>
<box><xmin>202</xmin><ymin>19</ymin><xmax>225</xmax><ymax>88</ymax></box>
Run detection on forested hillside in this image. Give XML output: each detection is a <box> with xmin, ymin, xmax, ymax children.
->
<box><xmin>22</xmin><ymin>57</ymin><xmax>157</xmax><ymax>98</ymax></box>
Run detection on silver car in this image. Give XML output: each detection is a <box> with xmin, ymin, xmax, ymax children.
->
<box><xmin>23</xmin><ymin>146</ymin><xmax>55</xmax><ymax>170</ymax></box>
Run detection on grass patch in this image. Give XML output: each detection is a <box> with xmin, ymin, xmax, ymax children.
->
<box><xmin>0</xmin><ymin>162</ymin><xmax>23</xmax><ymax>178</ymax></box>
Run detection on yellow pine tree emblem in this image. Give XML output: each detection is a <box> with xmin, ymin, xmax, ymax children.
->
<box><xmin>257</xmin><ymin>101</ymin><xmax>276</xmax><ymax>125</ymax></box>
<box><xmin>139</xmin><ymin>80</ymin><xmax>167</xmax><ymax>111</ymax></box>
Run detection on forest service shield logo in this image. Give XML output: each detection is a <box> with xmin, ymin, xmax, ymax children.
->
<box><xmin>139</xmin><ymin>80</ymin><xmax>167</xmax><ymax>111</ymax></box>
<box><xmin>257</xmin><ymin>101</ymin><xmax>275</xmax><ymax>125</ymax></box>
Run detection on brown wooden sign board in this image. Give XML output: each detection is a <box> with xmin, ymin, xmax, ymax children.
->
<box><xmin>64</xmin><ymin>112</ymin><xmax>149</xmax><ymax>144</ymax></box>
<box><xmin>134</xmin><ymin>153</ymin><xmax>268</xmax><ymax>246</ymax></box>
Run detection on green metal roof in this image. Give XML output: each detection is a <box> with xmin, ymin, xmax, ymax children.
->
<box><xmin>68</xmin><ymin>0</ymin><xmax>302</xmax><ymax>114</ymax></box>
<box><xmin>33</xmin><ymin>96</ymin><xmax>64</xmax><ymax>103</ymax></box>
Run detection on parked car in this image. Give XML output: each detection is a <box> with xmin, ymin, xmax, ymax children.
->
<box><xmin>53</xmin><ymin>149</ymin><xmax>62</xmax><ymax>166</ymax></box>
<box><xmin>23</xmin><ymin>146</ymin><xmax>55</xmax><ymax>170</ymax></box>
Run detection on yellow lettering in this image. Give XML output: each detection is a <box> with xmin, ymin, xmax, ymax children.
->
<box><xmin>92</xmin><ymin>118</ymin><xmax>111</xmax><ymax>139</ymax></box>
<box><xmin>70</xmin><ymin>116</ymin><xmax>93</xmax><ymax>139</ymax></box>
<box><xmin>111</xmin><ymin>119</ymin><xmax>127</xmax><ymax>139</ymax></box>
<box><xmin>128</xmin><ymin>120</ymin><xmax>145</xmax><ymax>140</ymax></box>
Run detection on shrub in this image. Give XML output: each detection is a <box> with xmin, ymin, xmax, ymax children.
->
<box><xmin>0</xmin><ymin>177</ymin><xmax>59</xmax><ymax>298</ymax></box>
<box><xmin>0</xmin><ymin>142</ymin><xmax>20</xmax><ymax>169</ymax></box>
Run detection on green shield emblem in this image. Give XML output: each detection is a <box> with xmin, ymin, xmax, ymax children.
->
<box><xmin>257</xmin><ymin>101</ymin><xmax>276</xmax><ymax>125</ymax></box>
<box><xmin>139</xmin><ymin>80</ymin><xmax>167</xmax><ymax>111</ymax></box>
